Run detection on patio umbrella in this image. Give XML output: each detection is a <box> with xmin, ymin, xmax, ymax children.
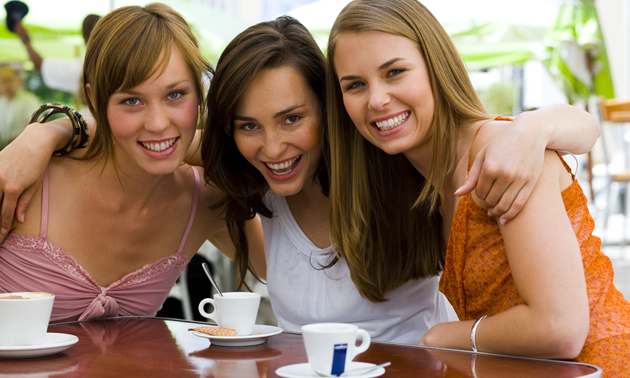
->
<box><xmin>542</xmin><ymin>0</ymin><xmax>614</xmax><ymax>106</ymax></box>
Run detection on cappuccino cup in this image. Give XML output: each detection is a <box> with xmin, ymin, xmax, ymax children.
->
<box><xmin>198</xmin><ymin>292</ymin><xmax>261</xmax><ymax>336</ymax></box>
<box><xmin>301</xmin><ymin>323</ymin><xmax>371</xmax><ymax>377</ymax></box>
<box><xmin>0</xmin><ymin>292</ymin><xmax>55</xmax><ymax>346</ymax></box>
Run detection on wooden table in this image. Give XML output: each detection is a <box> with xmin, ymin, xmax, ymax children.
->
<box><xmin>0</xmin><ymin>317</ymin><xmax>602</xmax><ymax>377</ymax></box>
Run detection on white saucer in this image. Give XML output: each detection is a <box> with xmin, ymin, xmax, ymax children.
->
<box><xmin>191</xmin><ymin>324</ymin><xmax>282</xmax><ymax>347</ymax></box>
<box><xmin>0</xmin><ymin>333</ymin><xmax>79</xmax><ymax>359</ymax></box>
<box><xmin>275</xmin><ymin>362</ymin><xmax>386</xmax><ymax>378</ymax></box>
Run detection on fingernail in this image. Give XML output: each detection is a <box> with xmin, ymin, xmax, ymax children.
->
<box><xmin>20</xmin><ymin>213</ymin><xmax>25</xmax><ymax>223</ymax></box>
<box><xmin>487</xmin><ymin>211</ymin><xmax>492</xmax><ymax>217</ymax></box>
<box><xmin>1</xmin><ymin>228</ymin><xmax>7</xmax><ymax>234</ymax></box>
<box><xmin>500</xmin><ymin>218</ymin><xmax>507</xmax><ymax>225</ymax></box>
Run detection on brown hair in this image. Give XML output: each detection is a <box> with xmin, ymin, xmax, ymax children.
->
<box><xmin>202</xmin><ymin>16</ymin><xmax>328</xmax><ymax>289</ymax></box>
<box><xmin>327</xmin><ymin>0</ymin><xmax>490</xmax><ymax>302</ymax></box>
<box><xmin>82</xmin><ymin>3</ymin><xmax>210</xmax><ymax>165</ymax></box>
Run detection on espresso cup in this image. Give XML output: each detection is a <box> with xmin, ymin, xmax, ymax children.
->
<box><xmin>301</xmin><ymin>323</ymin><xmax>371</xmax><ymax>377</ymax></box>
<box><xmin>198</xmin><ymin>292</ymin><xmax>261</xmax><ymax>336</ymax></box>
<box><xmin>0</xmin><ymin>292</ymin><xmax>55</xmax><ymax>346</ymax></box>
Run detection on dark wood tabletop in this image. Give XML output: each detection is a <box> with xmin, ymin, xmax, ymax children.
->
<box><xmin>0</xmin><ymin>317</ymin><xmax>602</xmax><ymax>377</ymax></box>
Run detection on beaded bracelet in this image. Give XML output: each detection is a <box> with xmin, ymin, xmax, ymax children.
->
<box><xmin>29</xmin><ymin>103</ymin><xmax>90</xmax><ymax>156</ymax></box>
<box><xmin>470</xmin><ymin>314</ymin><xmax>489</xmax><ymax>352</ymax></box>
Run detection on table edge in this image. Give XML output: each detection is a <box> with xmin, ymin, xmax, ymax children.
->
<box><xmin>49</xmin><ymin>316</ymin><xmax>603</xmax><ymax>377</ymax></box>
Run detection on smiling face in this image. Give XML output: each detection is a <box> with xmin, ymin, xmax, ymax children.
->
<box><xmin>232</xmin><ymin>66</ymin><xmax>323</xmax><ymax>197</ymax></box>
<box><xmin>105</xmin><ymin>47</ymin><xmax>198</xmax><ymax>176</ymax></box>
<box><xmin>333</xmin><ymin>30</ymin><xmax>434</xmax><ymax>157</ymax></box>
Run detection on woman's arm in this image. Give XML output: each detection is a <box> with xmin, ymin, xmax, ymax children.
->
<box><xmin>0</xmin><ymin>120</ymin><xmax>76</xmax><ymax>233</ymax></box>
<box><xmin>207</xmin><ymin>215</ymin><xmax>266</xmax><ymax>280</ymax></box>
<box><xmin>456</xmin><ymin>104</ymin><xmax>599</xmax><ymax>224</ymax></box>
<box><xmin>421</xmin><ymin>149</ymin><xmax>590</xmax><ymax>359</ymax></box>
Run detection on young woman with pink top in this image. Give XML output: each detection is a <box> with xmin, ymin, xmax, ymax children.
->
<box><xmin>0</xmin><ymin>3</ymin><xmax>264</xmax><ymax>322</ymax></box>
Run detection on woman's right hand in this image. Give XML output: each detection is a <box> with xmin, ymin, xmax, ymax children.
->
<box><xmin>0</xmin><ymin>122</ymin><xmax>67</xmax><ymax>233</ymax></box>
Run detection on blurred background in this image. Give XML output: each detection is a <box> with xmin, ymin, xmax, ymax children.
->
<box><xmin>1</xmin><ymin>0</ymin><xmax>629</xmax><ymax>324</ymax></box>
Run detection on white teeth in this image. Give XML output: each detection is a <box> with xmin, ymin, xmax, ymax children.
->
<box><xmin>265</xmin><ymin>156</ymin><xmax>300</xmax><ymax>175</ymax></box>
<box><xmin>141</xmin><ymin>138</ymin><xmax>176</xmax><ymax>152</ymax></box>
<box><xmin>375</xmin><ymin>112</ymin><xmax>409</xmax><ymax>131</ymax></box>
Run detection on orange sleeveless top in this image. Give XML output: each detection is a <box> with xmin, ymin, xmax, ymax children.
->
<box><xmin>439</xmin><ymin>118</ymin><xmax>630</xmax><ymax>376</ymax></box>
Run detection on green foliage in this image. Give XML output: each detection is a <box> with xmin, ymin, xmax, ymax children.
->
<box><xmin>476</xmin><ymin>81</ymin><xmax>514</xmax><ymax>116</ymax></box>
<box><xmin>24</xmin><ymin>69</ymin><xmax>74</xmax><ymax>108</ymax></box>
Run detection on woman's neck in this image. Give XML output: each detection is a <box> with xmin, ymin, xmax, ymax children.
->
<box><xmin>404</xmin><ymin>119</ymin><xmax>485</xmax><ymax>189</ymax></box>
<box><xmin>87</xmin><ymin>156</ymin><xmax>181</xmax><ymax>213</ymax></box>
<box><xmin>285</xmin><ymin>179</ymin><xmax>330</xmax><ymax>249</ymax></box>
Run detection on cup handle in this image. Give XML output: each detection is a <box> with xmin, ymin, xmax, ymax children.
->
<box><xmin>351</xmin><ymin>329</ymin><xmax>371</xmax><ymax>359</ymax></box>
<box><xmin>198</xmin><ymin>298</ymin><xmax>217</xmax><ymax>322</ymax></box>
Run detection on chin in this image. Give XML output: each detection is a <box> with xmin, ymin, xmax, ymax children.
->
<box><xmin>268</xmin><ymin>183</ymin><xmax>301</xmax><ymax>197</ymax></box>
<box><xmin>377</xmin><ymin>145</ymin><xmax>409</xmax><ymax>156</ymax></box>
<box><xmin>146</xmin><ymin>163</ymin><xmax>182</xmax><ymax>176</ymax></box>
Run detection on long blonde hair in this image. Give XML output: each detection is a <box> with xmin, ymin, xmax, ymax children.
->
<box><xmin>327</xmin><ymin>0</ymin><xmax>491</xmax><ymax>302</ymax></box>
<box><xmin>82</xmin><ymin>3</ymin><xmax>211</xmax><ymax>165</ymax></box>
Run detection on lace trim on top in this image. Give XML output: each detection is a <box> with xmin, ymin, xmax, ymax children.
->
<box><xmin>4</xmin><ymin>233</ymin><xmax>188</xmax><ymax>290</ymax></box>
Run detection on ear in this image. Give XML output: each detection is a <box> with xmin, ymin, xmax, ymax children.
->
<box><xmin>85</xmin><ymin>83</ymin><xmax>95</xmax><ymax>109</ymax></box>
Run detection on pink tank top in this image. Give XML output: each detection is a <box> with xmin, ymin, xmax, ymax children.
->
<box><xmin>0</xmin><ymin>166</ymin><xmax>200</xmax><ymax>322</ymax></box>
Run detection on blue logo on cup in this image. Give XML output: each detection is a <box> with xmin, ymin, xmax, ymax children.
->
<box><xmin>331</xmin><ymin>343</ymin><xmax>348</xmax><ymax>375</ymax></box>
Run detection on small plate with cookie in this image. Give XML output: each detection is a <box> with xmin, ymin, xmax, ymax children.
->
<box><xmin>189</xmin><ymin>324</ymin><xmax>283</xmax><ymax>347</ymax></box>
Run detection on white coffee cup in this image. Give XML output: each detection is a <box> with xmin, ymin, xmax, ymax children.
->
<box><xmin>301</xmin><ymin>323</ymin><xmax>371</xmax><ymax>377</ymax></box>
<box><xmin>198</xmin><ymin>292</ymin><xmax>261</xmax><ymax>336</ymax></box>
<box><xmin>0</xmin><ymin>292</ymin><xmax>55</xmax><ymax>346</ymax></box>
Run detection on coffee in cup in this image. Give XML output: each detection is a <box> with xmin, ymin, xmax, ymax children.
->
<box><xmin>198</xmin><ymin>292</ymin><xmax>261</xmax><ymax>336</ymax></box>
<box><xmin>0</xmin><ymin>292</ymin><xmax>55</xmax><ymax>346</ymax></box>
<box><xmin>301</xmin><ymin>323</ymin><xmax>371</xmax><ymax>376</ymax></box>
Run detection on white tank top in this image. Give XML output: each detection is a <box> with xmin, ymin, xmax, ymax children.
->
<box><xmin>262</xmin><ymin>191</ymin><xmax>456</xmax><ymax>345</ymax></box>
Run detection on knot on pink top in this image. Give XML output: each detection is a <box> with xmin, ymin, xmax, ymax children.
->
<box><xmin>80</xmin><ymin>288</ymin><xmax>119</xmax><ymax>321</ymax></box>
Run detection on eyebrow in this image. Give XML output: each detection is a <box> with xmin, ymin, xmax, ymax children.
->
<box><xmin>339</xmin><ymin>57</ymin><xmax>404</xmax><ymax>82</ymax></box>
<box><xmin>115</xmin><ymin>80</ymin><xmax>189</xmax><ymax>95</ymax></box>
<box><xmin>234</xmin><ymin>104</ymin><xmax>305</xmax><ymax>122</ymax></box>
<box><xmin>273</xmin><ymin>105</ymin><xmax>303</xmax><ymax>119</ymax></box>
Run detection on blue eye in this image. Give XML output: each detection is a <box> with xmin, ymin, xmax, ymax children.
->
<box><xmin>347</xmin><ymin>81</ymin><xmax>364</xmax><ymax>90</ymax></box>
<box><xmin>124</xmin><ymin>98</ymin><xmax>139</xmax><ymax>106</ymax></box>
<box><xmin>387</xmin><ymin>69</ymin><xmax>404</xmax><ymax>77</ymax></box>
<box><xmin>168</xmin><ymin>91</ymin><xmax>183</xmax><ymax>100</ymax></box>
